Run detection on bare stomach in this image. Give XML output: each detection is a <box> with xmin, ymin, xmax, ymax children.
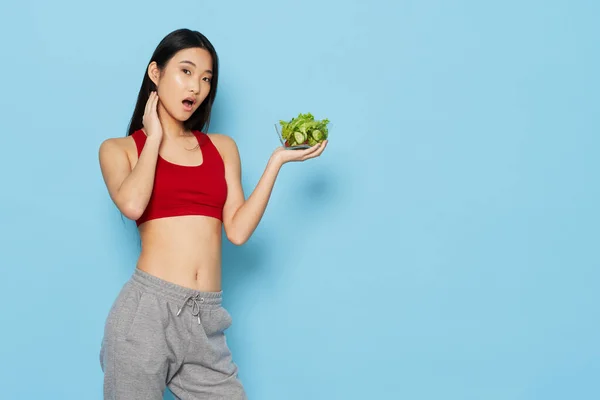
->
<box><xmin>136</xmin><ymin>216</ymin><xmax>223</xmax><ymax>292</ymax></box>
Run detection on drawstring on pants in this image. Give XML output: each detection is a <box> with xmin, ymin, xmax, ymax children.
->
<box><xmin>177</xmin><ymin>293</ymin><xmax>205</xmax><ymax>324</ymax></box>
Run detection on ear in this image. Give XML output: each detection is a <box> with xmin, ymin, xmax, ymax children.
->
<box><xmin>147</xmin><ymin>61</ymin><xmax>160</xmax><ymax>86</ymax></box>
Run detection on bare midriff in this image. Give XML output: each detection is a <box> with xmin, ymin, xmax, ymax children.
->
<box><xmin>136</xmin><ymin>215</ymin><xmax>223</xmax><ymax>292</ymax></box>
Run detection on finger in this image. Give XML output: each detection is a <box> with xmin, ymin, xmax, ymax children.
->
<box><xmin>144</xmin><ymin>91</ymin><xmax>154</xmax><ymax>118</ymax></box>
<box><xmin>317</xmin><ymin>140</ymin><xmax>328</xmax><ymax>154</ymax></box>
<box><xmin>306</xmin><ymin>141</ymin><xmax>325</xmax><ymax>155</ymax></box>
<box><xmin>315</xmin><ymin>140</ymin><xmax>327</xmax><ymax>153</ymax></box>
<box><xmin>302</xmin><ymin>141</ymin><xmax>327</xmax><ymax>160</ymax></box>
<box><xmin>300</xmin><ymin>142</ymin><xmax>322</xmax><ymax>156</ymax></box>
<box><xmin>148</xmin><ymin>91</ymin><xmax>156</xmax><ymax>108</ymax></box>
<box><xmin>152</xmin><ymin>91</ymin><xmax>159</xmax><ymax>113</ymax></box>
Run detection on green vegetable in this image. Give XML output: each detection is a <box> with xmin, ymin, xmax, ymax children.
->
<box><xmin>279</xmin><ymin>112</ymin><xmax>330</xmax><ymax>147</ymax></box>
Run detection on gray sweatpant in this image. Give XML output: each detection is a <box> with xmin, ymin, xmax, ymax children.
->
<box><xmin>99</xmin><ymin>268</ymin><xmax>247</xmax><ymax>399</ymax></box>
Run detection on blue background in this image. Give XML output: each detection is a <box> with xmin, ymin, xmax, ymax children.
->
<box><xmin>0</xmin><ymin>0</ymin><xmax>598</xmax><ymax>399</ymax></box>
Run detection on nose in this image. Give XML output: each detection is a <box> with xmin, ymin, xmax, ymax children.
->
<box><xmin>189</xmin><ymin>82</ymin><xmax>200</xmax><ymax>94</ymax></box>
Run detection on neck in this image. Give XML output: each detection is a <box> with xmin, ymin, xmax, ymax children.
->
<box><xmin>157</xmin><ymin>101</ymin><xmax>191</xmax><ymax>140</ymax></box>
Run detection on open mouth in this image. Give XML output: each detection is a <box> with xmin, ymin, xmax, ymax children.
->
<box><xmin>182</xmin><ymin>97</ymin><xmax>195</xmax><ymax>110</ymax></box>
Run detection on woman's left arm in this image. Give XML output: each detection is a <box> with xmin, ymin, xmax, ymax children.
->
<box><xmin>213</xmin><ymin>134</ymin><xmax>327</xmax><ymax>245</ymax></box>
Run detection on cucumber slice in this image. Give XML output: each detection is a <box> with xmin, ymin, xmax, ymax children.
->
<box><xmin>294</xmin><ymin>131</ymin><xmax>306</xmax><ymax>145</ymax></box>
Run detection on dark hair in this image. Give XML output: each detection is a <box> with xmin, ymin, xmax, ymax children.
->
<box><xmin>126</xmin><ymin>28</ymin><xmax>219</xmax><ymax>136</ymax></box>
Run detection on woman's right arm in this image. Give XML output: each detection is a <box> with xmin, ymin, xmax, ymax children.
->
<box><xmin>99</xmin><ymin>91</ymin><xmax>163</xmax><ymax>220</ymax></box>
<box><xmin>98</xmin><ymin>135</ymin><xmax>161</xmax><ymax>220</ymax></box>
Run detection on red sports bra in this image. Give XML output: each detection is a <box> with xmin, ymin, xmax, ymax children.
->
<box><xmin>130</xmin><ymin>129</ymin><xmax>228</xmax><ymax>226</ymax></box>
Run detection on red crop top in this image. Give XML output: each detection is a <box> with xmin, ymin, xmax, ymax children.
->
<box><xmin>130</xmin><ymin>129</ymin><xmax>228</xmax><ymax>226</ymax></box>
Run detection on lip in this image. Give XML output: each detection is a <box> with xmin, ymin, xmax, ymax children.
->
<box><xmin>182</xmin><ymin>97</ymin><xmax>196</xmax><ymax>112</ymax></box>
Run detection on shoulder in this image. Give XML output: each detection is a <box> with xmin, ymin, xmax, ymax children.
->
<box><xmin>206</xmin><ymin>133</ymin><xmax>240</xmax><ymax>161</ymax></box>
<box><xmin>98</xmin><ymin>135</ymin><xmax>137</xmax><ymax>167</ymax></box>
<box><xmin>207</xmin><ymin>132</ymin><xmax>237</xmax><ymax>149</ymax></box>
<box><xmin>99</xmin><ymin>135</ymin><xmax>136</xmax><ymax>154</ymax></box>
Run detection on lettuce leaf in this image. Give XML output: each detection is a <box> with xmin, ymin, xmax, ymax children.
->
<box><xmin>279</xmin><ymin>112</ymin><xmax>330</xmax><ymax>147</ymax></box>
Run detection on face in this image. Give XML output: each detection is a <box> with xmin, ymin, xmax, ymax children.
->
<box><xmin>148</xmin><ymin>47</ymin><xmax>214</xmax><ymax>122</ymax></box>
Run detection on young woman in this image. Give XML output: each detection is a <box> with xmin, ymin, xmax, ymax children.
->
<box><xmin>98</xmin><ymin>28</ymin><xmax>327</xmax><ymax>399</ymax></box>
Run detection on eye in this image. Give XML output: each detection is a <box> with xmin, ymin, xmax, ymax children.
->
<box><xmin>203</xmin><ymin>77</ymin><xmax>212</xmax><ymax>83</ymax></box>
<box><xmin>182</xmin><ymin>69</ymin><xmax>191</xmax><ymax>75</ymax></box>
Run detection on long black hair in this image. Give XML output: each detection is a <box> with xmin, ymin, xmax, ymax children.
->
<box><xmin>126</xmin><ymin>28</ymin><xmax>219</xmax><ymax>136</ymax></box>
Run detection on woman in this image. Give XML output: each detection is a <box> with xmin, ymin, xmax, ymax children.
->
<box><xmin>98</xmin><ymin>28</ymin><xmax>327</xmax><ymax>399</ymax></box>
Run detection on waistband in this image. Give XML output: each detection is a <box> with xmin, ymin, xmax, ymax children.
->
<box><xmin>130</xmin><ymin>267</ymin><xmax>223</xmax><ymax>308</ymax></box>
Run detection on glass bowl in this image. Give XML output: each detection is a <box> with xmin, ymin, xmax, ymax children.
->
<box><xmin>274</xmin><ymin>123</ymin><xmax>311</xmax><ymax>150</ymax></box>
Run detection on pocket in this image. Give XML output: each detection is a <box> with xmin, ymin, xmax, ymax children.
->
<box><xmin>104</xmin><ymin>285</ymin><xmax>145</xmax><ymax>342</ymax></box>
<box><xmin>210</xmin><ymin>306</ymin><xmax>233</xmax><ymax>335</ymax></box>
<box><xmin>198</xmin><ymin>306</ymin><xmax>232</xmax><ymax>337</ymax></box>
<box><xmin>104</xmin><ymin>282</ymin><xmax>131</xmax><ymax>327</ymax></box>
<box><xmin>123</xmin><ymin>291</ymin><xmax>146</xmax><ymax>341</ymax></box>
<box><xmin>222</xmin><ymin>307</ymin><xmax>233</xmax><ymax>331</ymax></box>
<box><xmin>124</xmin><ymin>291</ymin><xmax>169</xmax><ymax>342</ymax></box>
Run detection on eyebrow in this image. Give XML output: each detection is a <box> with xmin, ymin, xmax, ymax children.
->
<box><xmin>179</xmin><ymin>60</ymin><xmax>213</xmax><ymax>74</ymax></box>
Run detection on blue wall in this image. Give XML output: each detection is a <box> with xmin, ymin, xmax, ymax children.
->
<box><xmin>1</xmin><ymin>0</ymin><xmax>598</xmax><ymax>398</ymax></box>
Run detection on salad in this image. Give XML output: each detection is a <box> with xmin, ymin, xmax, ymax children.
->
<box><xmin>278</xmin><ymin>113</ymin><xmax>330</xmax><ymax>147</ymax></box>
